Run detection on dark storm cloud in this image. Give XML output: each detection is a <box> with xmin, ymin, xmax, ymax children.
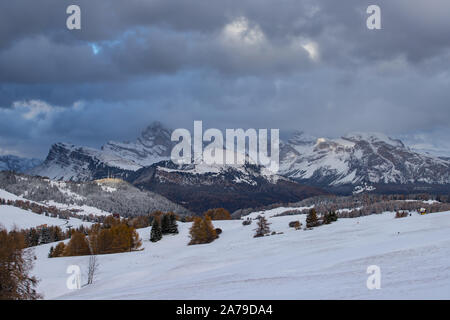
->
<box><xmin>0</xmin><ymin>0</ymin><xmax>449</xmax><ymax>157</ymax></box>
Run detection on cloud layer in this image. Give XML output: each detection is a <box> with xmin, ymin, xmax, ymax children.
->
<box><xmin>1</xmin><ymin>0</ymin><xmax>450</xmax><ymax>157</ymax></box>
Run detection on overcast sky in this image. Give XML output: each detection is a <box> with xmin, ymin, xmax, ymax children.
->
<box><xmin>1</xmin><ymin>0</ymin><xmax>450</xmax><ymax>158</ymax></box>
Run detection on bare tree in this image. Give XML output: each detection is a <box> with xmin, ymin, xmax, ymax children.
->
<box><xmin>87</xmin><ymin>255</ymin><xmax>99</xmax><ymax>285</ymax></box>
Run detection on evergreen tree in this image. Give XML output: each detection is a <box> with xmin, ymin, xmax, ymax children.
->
<box><xmin>324</xmin><ymin>211</ymin><xmax>338</xmax><ymax>224</ymax></box>
<box><xmin>306</xmin><ymin>208</ymin><xmax>319</xmax><ymax>228</ymax></box>
<box><xmin>48</xmin><ymin>246</ymin><xmax>54</xmax><ymax>258</ymax></box>
<box><xmin>167</xmin><ymin>213</ymin><xmax>179</xmax><ymax>234</ymax></box>
<box><xmin>161</xmin><ymin>214</ymin><xmax>171</xmax><ymax>234</ymax></box>
<box><xmin>254</xmin><ymin>216</ymin><xmax>271</xmax><ymax>238</ymax></box>
<box><xmin>150</xmin><ymin>217</ymin><xmax>163</xmax><ymax>242</ymax></box>
<box><xmin>39</xmin><ymin>227</ymin><xmax>52</xmax><ymax>244</ymax></box>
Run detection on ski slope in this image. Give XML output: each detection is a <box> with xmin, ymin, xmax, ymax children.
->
<box><xmin>29</xmin><ymin>209</ymin><xmax>450</xmax><ymax>300</ymax></box>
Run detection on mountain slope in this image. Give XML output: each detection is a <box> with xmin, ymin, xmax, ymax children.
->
<box><xmin>279</xmin><ymin>131</ymin><xmax>450</xmax><ymax>190</ymax></box>
<box><xmin>29</xmin><ymin>122</ymin><xmax>450</xmax><ymax>196</ymax></box>
<box><xmin>0</xmin><ymin>171</ymin><xmax>191</xmax><ymax>217</ymax></box>
<box><xmin>29</xmin><ymin>122</ymin><xmax>172</xmax><ymax>181</ymax></box>
<box><xmin>128</xmin><ymin>161</ymin><xmax>327</xmax><ymax>213</ymax></box>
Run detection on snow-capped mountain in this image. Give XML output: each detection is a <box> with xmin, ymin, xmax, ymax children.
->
<box><xmin>279</xmin><ymin>131</ymin><xmax>450</xmax><ymax>188</ymax></box>
<box><xmin>29</xmin><ymin>122</ymin><xmax>450</xmax><ymax>196</ymax></box>
<box><xmin>28</xmin><ymin>142</ymin><xmax>139</xmax><ymax>181</ymax></box>
<box><xmin>128</xmin><ymin>160</ymin><xmax>326</xmax><ymax>213</ymax></box>
<box><xmin>0</xmin><ymin>155</ymin><xmax>41</xmax><ymax>173</ymax></box>
<box><xmin>101</xmin><ymin>121</ymin><xmax>173</xmax><ymax>167</ymax></box>
<box><xmin>29</xmin><ymin>122</ymin><xmax>172</xmax><ymax>181</ymax></box>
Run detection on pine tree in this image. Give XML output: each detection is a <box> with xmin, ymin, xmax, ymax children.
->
<box><xmin>254</xmin><ymin>216</ymin><xmax>271</xmax><ymax>237</ymax></box>
<box><xmin>167</xmin><ymin>213</ymin><xmax>179</xmax><ymax>234</ymax></box>
<box><xmin>324</xmin><ymin>211</ymin><xmax>338</xmax><ymax>224</ymax></box>
<box><xmin>39</xmin><ymin>227</ymin><xmax>52</xmax><ymax>244</ymax></box>
<box><xmin>306</xmin><ymin>208</ymin><xmax>319</xmax><ymax>228</ymax></box>
<box><xmin>48</xmin><ymin>246</ymin><xmax>54</xmax><ymax>258</ymax></box>
<box><xmin>161</xmin><ymin>214</ymin><xmax>171</xmax><ymax>234</ymax></box>
<box><xmin>150</xmin><ymin>217</ymin><xmax>163</xmax><ymax>242</ymax></box>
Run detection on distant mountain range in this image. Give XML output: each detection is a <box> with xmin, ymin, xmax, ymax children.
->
<box><xmin>278</xmin><ymin>131</ymin><xmax>450</xmax><ymax>194</ymax></box>
<box><xmin>2</xmin><ymin>121</ymin><xmax>449</xmax><ymax>213</ymax></box>
<box><xmin>0</xmin><ymin>155</ymin><xmax>41</xmax><ymax>173</ymax></box>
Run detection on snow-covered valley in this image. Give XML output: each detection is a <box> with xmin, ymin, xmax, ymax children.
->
<box><xmin>26</xmin><ymin>208</ymin><xmax>450</xmax><ymax>300</ymax></box>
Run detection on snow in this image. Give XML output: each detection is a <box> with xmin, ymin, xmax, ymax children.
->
<box><xmin>29</xmin><ymin>209</ymin><xmax>450</xmax><ymax>300</ymax></box>
<box><xmin>0</xmin><ymin>188</ymin><xmax>111</xmax><ymax>217</ymax></box>
<box><xmin>0</xmin><ymin>188</ymin><xmax>24</xmax><ymax>201</ymax></box>
<box><xmin>0</xmin><ymin>205</ymin><xmax>92</xmax><ymax>231</ymax></box>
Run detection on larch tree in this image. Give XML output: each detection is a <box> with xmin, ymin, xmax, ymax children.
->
<box><xmin>0</xmin><ymin>227</ymin><xmax>41</xmax><ymax>300</ymax></box>
<box><xmin>306</xmin><ymin>208</ymin><xmax>319</xmax><ymax>228</ymax></box>
<box><xmin>254</xmin><ymin>216</ymin><xmax>271</xmax><ymax>238</ymax></box>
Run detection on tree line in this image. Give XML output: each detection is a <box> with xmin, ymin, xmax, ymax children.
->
<box><xmin>49</xmin><ymin>216</ymin><xmax>142</xmax><ymax>257</ymax></box>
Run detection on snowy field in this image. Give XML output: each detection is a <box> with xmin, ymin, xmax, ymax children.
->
<box><xmin>0</xmin><ymin>205</ymin><xmax>91</xmax><ymax>231</ymax></box>
<box><xmin>27</xmin><ymin>209</ymin><xmax>450</xmax><ymax>300</ymax></box>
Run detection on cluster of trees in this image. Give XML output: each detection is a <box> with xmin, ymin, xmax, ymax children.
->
<box><xmin>188</xmin><ymin>216</ymin><xmax>218</xmax><ymax>245</ymax></box>
<box><xmin>49</xmin><ymin>216</ymin><xmax>142</xmax><ymax>257</ymax></box>
<box><xmin>306</xmin><ymin>209</ymin><xmax>338</xmax><ymax>228</ymax></box>
<box><xmin>204</xmin><ymin>208</ymin><xmax>231</xmax><ymax>220</ymax></box>
<box><xmin>0</xmin><ymin>227</ymin><xmax>41</xmax><ymax>300</ymax></box>
<box><xmin>9</xmin><ymin>224</ymin><xmax>91</xmax><ymax>250</ymax></box>
<box><xmin>255</xmin><ymin>193</ymin><xmax>450</xmax><ymax>220</ymax></box>
<box><xmin>150</xmin><ymin>212</ymin><xmax>179</xmax><ymax>242</ymax></box>
<box><xmin>24</xmin><ymin>225</ymin><xmax>66</xmax><ymax>247</ymax></box>
<box><xmin>184</xmin><ymin>208</ymin><xmax>232</xmax><ymax>222</ymax></box>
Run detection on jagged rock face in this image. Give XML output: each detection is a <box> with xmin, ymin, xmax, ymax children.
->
<box><xmin>128</xmin><ymin>161</ymin><xmax>327</xmax><ymax>214</ymax></box>
<box><xmin>29</xmin><ymin>122</ymin><xmax>450</xmax><ymax>195</ymax></box>
<box><xmin>29</xmin><ymin>122</ymin><xmax>172</xmax><ymax>181</ymax></box>
<box><xmin>279</xmin><ymin>132</ymin><xmax>450</xmax><ymax>187</ymax></box>
<box><xmin>28</xmin><ymin>143</ymin><xmax>137</xmax><ymax>181</ymax></box>
<box><xmin>0</xmin><ymin>155</ymin><xmax>41</xmax><ymax>173</ymax></box>
<box><xmin>101</xmin><ymin>122</ymin><xmax>173</xmax><ymax>167</ymax></box>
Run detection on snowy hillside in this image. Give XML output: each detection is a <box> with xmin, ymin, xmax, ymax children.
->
<box><xmin>0</xmin><ymin>205</ymin><xmax>91</xmax><ymax>231</ymax></box>
<box><xmin>0</xmin><ymin>172</ymin><xmax>191</xmax><ymax>217</ymax></box>
<box><xmin>0</xmin><ymin>188</ymin><xmax>96</xmax><ymax>230</ymax></box>
<box><xmin>31</xmin><ymin>209</ymin><xmax>450</xmax><ymax>299</ymax></box>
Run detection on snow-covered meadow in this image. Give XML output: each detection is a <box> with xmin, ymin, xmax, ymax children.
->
<box><xmin>28</xmin><ymin>208</ymin><xmax>450</xmax><ymax>300</ymax></box>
